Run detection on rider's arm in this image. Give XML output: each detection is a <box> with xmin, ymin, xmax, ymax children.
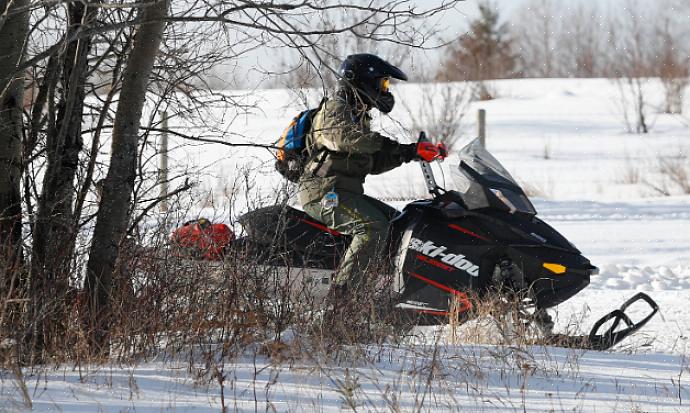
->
<box><xmin>370</xmin><ymin>141</ymin><xmax>416</xmax><ymax>175</ymax></box>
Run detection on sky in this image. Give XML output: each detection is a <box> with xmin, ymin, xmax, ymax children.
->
<box><xmin>214</xmin><ymin>1</ymin><xmax>489</xmax><ymax>87</ymax></box>
<box><xmin>211</xmin><ymin>0</ymin><xmax>689</xmax><ymax>88</ymax></box>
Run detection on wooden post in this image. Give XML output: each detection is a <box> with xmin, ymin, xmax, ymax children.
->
<box><xmin>478</xmin><ymin>109</ymin><xmax>486</xmax><ymax>147</ymax></box>
<box><xmin>159</xmin><ymin>110</ymin><xmax>169</xmax><ymax>212</ymax></box>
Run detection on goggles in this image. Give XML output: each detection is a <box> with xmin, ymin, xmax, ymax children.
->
<box><xmin>380</xmin><ymin>77</ymin><xmax>390</xmax><ymax>93</ymax></box>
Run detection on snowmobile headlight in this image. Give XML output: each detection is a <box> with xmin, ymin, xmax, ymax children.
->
<box><xmin>543</xmin><ymin>263</ymin><xmax>567</xmax><ymax>274</ymax></box>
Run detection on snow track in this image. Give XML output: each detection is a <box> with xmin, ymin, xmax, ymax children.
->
<box><xmin>595</xmin><ymin>264</ymin><xmax>690</xmax><ymax>290</ymax></box>
<box><xmin>535</xmin><ymin>198</ymin><xmax>690</xmax><ymax>275</ymax></box>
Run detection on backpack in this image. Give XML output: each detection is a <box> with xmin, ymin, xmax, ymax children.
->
<box><xmin>170</xmin><ymin>218</ymin><xmax>234</xmax><ymax>261</ymax></box>
<box><xmin>275</xmin><ymin>99</ymin><xmax>326</xmax><ymax>182</ymax></box>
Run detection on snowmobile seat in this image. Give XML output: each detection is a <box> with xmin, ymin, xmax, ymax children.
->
<box><xmin>238</xmin><ymin>205</ymin><xmax>350</xmax><ymax>265</ymax></box>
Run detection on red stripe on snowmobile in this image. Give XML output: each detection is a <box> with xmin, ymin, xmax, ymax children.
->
<box><xmin>409</xmin><ymin>271</ymin><xmax>473</xmax><ymax>312</ymax></box>
<box><xmin>410</xmin><ymin>271</ymin><xmax>459</xmax><ymax>294</ymax></box>
<box><xmin>447</xmin><ymin>224</ymin><xmax>488</xmax><ymax>241</ymax></box>
<box><xmin>413</xmin><ymin>309</ymin><xmax>448</xmax><ymax>316</ymax></box>
<box><xmin>299</xmin><ymin>218</ymin><xmax>343</xmax><ymax>236</ymax></box>
<box><xmin>416</xmin><ymin>254</ymin><xmax>454</xmax><ymax>271</ymax></box>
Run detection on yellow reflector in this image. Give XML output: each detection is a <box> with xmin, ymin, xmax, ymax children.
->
<box><xmin>543</xmin><ymin>263</ymin><xmax>567</xmax><ymax>274</ymax></box>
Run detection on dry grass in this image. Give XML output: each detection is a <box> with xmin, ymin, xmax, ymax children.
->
<box><xmin>618</xmin><ymin>158</ymin><xmax>641</xmax><ymax>184</ymax></box>
<box><xmin>638</xmin><ymin>149</ymin><xmax>690</xmax><ymax>196</ymax></box>
<box><xmin>2</xmin><ymin>246</ymin><xmax>679</xmax><ymax>412</ymax></box>
<box><xmin>447</xmin><ymin>290</ymin><xmax>545</xmax><ymax>347</ymax></box>
<box><xmin>660</xmin><ymin>153</ymin><xmax>690</xmax><ymax>194</ymax></box>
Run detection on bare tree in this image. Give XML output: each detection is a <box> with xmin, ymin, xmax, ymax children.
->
<box><xmin>0</xmin><ymin>0</ymin><xmax>29</xmax><ymax>331</ymax></box>
<box><xmin>28</xmin><ymin>0</ymin><xmax>100</xmax><ymax>358</ymax></box>
<box><xmin>401</xmin><ymin>81</ymin><xmax>471</xmax><ymax>150</ymax></box>
<box><xmin>85</xmin><ymin>0</ymin><xmax>169</xmax><ymax>352</ymax></box>
<box><xmin>558</xmin><ymin>4</ymin><xmax>606</xmax><ymax>77</ymax></box>
<box><xmin>513</xmin><ymin>0</ymin><xmax>558</xmax><ymax>78</ymax></box>
<box><xmin>609</xmin><ymin>1</ymin><xmax>657</xmax><ymax>134</ymax></box>
<box><xmin>269</xmin><ymin>6</ymin><xmax>426</xmax><ymax>95</ymax></box>
<box><xmin>656</xmin><ymin>17</ymin><xmax>689</xmax><ymax>114</ymax></box>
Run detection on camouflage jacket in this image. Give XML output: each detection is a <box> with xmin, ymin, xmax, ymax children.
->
<box><xmin>298</xmin><ymin>97</ymin><xmax>413</xmax><ymax>205</ymax></box>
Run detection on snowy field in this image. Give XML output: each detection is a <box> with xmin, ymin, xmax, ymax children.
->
<box><xmin>2</xmin><ymin>78</ymin><xmax>690</xmax><ymax>411</ymax></box>
<box><xmin>2</xmin><ymin>343</ymin><xmax>688</xmax><ymax>412</ymax></box>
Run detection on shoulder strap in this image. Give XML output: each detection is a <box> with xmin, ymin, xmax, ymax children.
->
<box><xmin>305</xmin><ymin>97</ymin><xmax>328</xmax><ymax>152</ymax></box>
<box><xmin>304</xmin><ymin>97</ymin><xmax>331</xmax><ymax>176</ymax></box>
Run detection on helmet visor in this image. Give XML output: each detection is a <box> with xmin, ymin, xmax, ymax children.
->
<box><xmin>380</xmin><ymin>77</ymin><xmax>390</xmax><ymax>93</ymax></box>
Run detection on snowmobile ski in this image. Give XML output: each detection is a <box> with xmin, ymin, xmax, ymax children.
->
<box><xmin>544</xmin><ymin>292</ymin><xmax>659</xmax><ymax>350</ymax></box>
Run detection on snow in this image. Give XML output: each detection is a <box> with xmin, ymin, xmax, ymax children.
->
<box><xmin>3</xmin><ymin>78</ymin><xmax>690</xmax><ymax>411</ymax></box>
<box><xmin>2</xmin><ymin>344</ymin><xmax>688</xmax><ymax>412</ymax></box>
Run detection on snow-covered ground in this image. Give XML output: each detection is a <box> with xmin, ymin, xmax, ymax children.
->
<box><xmin>537</xmin><ymin>197</ymin><xmax>690</xmax><ymax>356</ymax></box>
<box><xmin>3</xmin><ymin>78</ymin><xmax>690</xmax><ymax>411</ymax></box>
<box><xmin>2</xmin><ymin>343</ymin><xmax>688</xmax><ymax>412</ymax></box>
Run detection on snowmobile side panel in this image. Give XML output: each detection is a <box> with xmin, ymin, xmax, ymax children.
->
<box><xmin>428</xmin><ymin>200</ymin><xmax>593</xmax><ymax>309</ymax></box>
<box><xmin>393</xmin><ymin>200</ymin><xmax>595</xmax><ymax>312</ymax></box>
<box><xmin>396</xmin><ymin>204</ymin><xmax>494</xmax><ymax>312</ymax></box>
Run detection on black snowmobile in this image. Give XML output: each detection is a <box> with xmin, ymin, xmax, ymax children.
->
<box><xmin>236</xmin><ymin>137</ymin><xmax>658</xmax><ymax>350</ymax></box>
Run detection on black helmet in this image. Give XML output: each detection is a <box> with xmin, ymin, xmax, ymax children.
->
<box><xmin>338</xmin><ymin>54</ymin><xmax>408</xmax><ymax>113</ymax></box>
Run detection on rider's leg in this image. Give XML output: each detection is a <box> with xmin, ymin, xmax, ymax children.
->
<box><xmin>302</xmin><ymin>191</ymin><xmax>390</xmax><ymax>290</ymax></box>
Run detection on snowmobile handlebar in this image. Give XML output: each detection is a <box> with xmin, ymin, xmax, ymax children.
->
<box><xmin>420</xmin><ymin>161</ymin><xmax>441</xmax><ymax>196</ymax></box>
<box><xmin>416</xmin><ymin>131</ymin><xmax>446</xmax><ymax>196</ymax></box>
<box><xmin>415</xmin><ymin>131</ymin><xmax>447</xmax><ymax>162</ymax></box>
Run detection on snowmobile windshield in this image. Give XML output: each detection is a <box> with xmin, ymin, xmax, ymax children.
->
<box><xmin>451</xmin><ymin>138</ymin><xmax>537</xmax><ymax>215</ymax></box>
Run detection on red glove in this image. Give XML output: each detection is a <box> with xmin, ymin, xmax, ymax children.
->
<box><xmin>416</xmin><ymin>142</ymin><xmax>448</xmax><ymax>162</ymax></box>
<box><xmin>437</xmin><ymin>143</ymin><xmax>448</xmax><ymax>159</ymax></box>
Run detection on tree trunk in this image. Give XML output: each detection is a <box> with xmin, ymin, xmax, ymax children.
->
<box><xmin>0</xmin><ymin>0</ymin><xmax>29</xmax><ymax>331</ymax></box>
<box><xmin>29</xmin><ymin>1</ymin><xmax>97</xmax><ymax>359</ymax></box>
<box><xmin>85</xmin><ymin>0</ymin><xmax>169</xmax><ymax>352</ymax></box>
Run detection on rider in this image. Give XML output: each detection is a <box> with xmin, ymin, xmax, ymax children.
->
<box><xmin>297</xmin><ymin>53</ymin><xmax>446</xmax><ymax>307</ymax></box>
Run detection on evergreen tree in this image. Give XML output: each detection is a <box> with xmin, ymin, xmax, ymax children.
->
<box><xmin>438</xmin><ymin>3</ymin><xmax>516</xmax><ymax>98</ymax></box>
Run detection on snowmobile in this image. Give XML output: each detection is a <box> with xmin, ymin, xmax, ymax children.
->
<box><xmin>233</xmin><ymin>137</ymin><xmax>659</xmax><ymax>350</ymax></box>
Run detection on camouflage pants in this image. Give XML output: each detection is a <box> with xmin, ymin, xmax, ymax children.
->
<box><xmin>303</xmin><ymin>192</ymin><xmax>397</xmax><ymax>288</ymax></box>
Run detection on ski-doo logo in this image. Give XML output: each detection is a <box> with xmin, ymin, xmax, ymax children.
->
<box><xmin>409</xmin><ymin>237</ymin><xmax>479</xmax><ymax>277</ymax></box>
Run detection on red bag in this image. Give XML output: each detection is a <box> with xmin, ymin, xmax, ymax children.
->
<box><xmin>171</xmin><ymin>218</ymin><xmax>234</xmax><ymax>260</ymax></box>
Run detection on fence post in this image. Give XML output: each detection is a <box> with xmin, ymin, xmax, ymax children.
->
<box><xmin>478</xmin><ymin>109</ymin><xmax>486</xmax><ymax>147</ymax></box>
<box><xmin>159</xmin><ymin>110</ymin><xmax>169</xmax><ymax>212</ymax></box>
